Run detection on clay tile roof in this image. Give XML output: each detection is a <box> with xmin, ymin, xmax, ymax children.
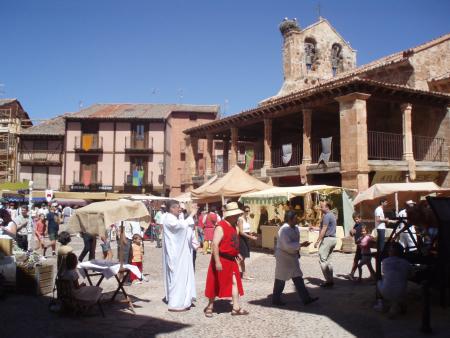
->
<box><xmin>67</xmin><ymin>103</ymin><xmax>219</xmax><ymax>120</ymax></box>
<box><xmin>429</xmin><ymin>72</ymin><xmax>450</xmax><ymax>82</ymax></box>
<box><xmin>20</xmin><ymin>113</ymin><xmax>71</xmax><ymax>136</ymax></box>
<box><xmin>339</xmin><ymin>33</ymin><xmax>450</xmax><ymax>78</ymax></box>
<box><xmin>185</xmin><ymin>78</ymin><xmax>450</xmax><ymax>135</ymax></box>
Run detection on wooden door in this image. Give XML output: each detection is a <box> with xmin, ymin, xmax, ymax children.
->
<box><xmin>32</xmin><ymin>166</ymin><xmax>48</xmax><ymax>190</ymax></box>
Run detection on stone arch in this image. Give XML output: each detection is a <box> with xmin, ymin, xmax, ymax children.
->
<box><xmin>331</xmin><ymin>43</ymin><xmax>343</xmax><ymax>76</ymax></box>
<box><xmin>304</xmin><ymin>37</ymin><xmax>317</xmax><ymax>71</ymax></box>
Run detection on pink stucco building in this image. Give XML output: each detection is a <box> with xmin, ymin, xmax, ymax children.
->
<box><xmin>62</xmin><ymin>103</ymin><xmax>219</xmax><ymax>196</ymax></box>
<box><xmin>18</xmin><ymin>103</ymin><xmax>218</xmax><ymax>196</ymax></box>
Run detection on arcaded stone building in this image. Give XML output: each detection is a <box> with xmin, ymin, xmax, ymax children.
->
<box><xmin>183</xmin><ymin>18</ymin><xmax>450</xmax><ymax>192</ymax></box>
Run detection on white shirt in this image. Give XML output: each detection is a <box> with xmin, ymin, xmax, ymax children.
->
<box><xmin>121</xmin><ymin>221</ymin><xmax>134</xmax><ymax>240</ymax></box>
<box><xmin>128</xmin><ymin>220</ymin><xmax>143</xmax><ymax>237</ymax></box>
<box><xmin>397</xmin><ymin>209</ymin><xmax>417</xmax><ymax>251</ymax></box>
<box><xmin>239</xmin><ymin>216</ymin><xmax>251</xmax><ymax>233</ymax></box>
<box><xmin>275</xmin><ymin>223</ymin><xmax>303</xmax><ymax>280</ymax></box>
<box><xmin>7</xmin><ymin>208</ymin><xmax>18</xmax><ymax>220</ymax></box>
<box><xmin>375</xmin><ymin>206</ymin><xmax>385</xmax><ymax>230</ymax></box>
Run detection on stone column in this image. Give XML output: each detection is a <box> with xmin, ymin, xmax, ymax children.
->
<box><xmin>263</xmin><ymin>119</ymin><xmax>273</xmax><ymax>169</ymax></box>
<box><xmin>335</xmin><ymin>93</ymin><xmax>371</xmax><ymax>192</ymax></box>
<box><xmin>223</xmin><ymin>138</ymin><xmax>230</xmax><ymax>173</ymax></box>
<box><xmin>401</xmin><ymin>103</ymin><xmax>416</xmax><ymax>181</ymax></box>
<box><xmin>205</xmin><ymin>134</ymin><xmax>213</xmax><ymax>176</ymax></box>
<box><xmin>302</xmin><ymin>109</ymin><xmax>312</xmax><ymax>165</ymax></box>
<box><xmin>230</xmin><ymin>127</ymin><xmax>238</xmax><ymax>168</ymax></box>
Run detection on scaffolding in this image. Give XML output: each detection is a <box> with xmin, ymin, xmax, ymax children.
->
<box><xmin>0</xmin><ymin>105</ymin><xmax>29</xmax><ymax>183</ymax></box>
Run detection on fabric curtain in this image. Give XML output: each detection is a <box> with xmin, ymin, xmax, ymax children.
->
<box><xmin>318</xmin><ymin>137</ymin><xmax>332</xmax><ymax>164</ymax></box>
<box><xmin>82</xmin><ymin>134</ymin><xmax>94</xmax><ymax>151</ymax></box>
<box><xmin>82</xmin><ymin>169</ymin><xmax>92</xmax><ymax>186</ymax></box>
<box><xmin>282</xmin><ymin>143</ymin><xmax>292</xmax><ymax>165</ymax></box>
<box><xmin>342</xmin><ymin>190</ymin><xmax>355</xmax><ymax>236</ymax></box>
<box><xmin>244</xmin><ymin>149</ymin><xmax>255</xmax><ymax>172</ymax></box>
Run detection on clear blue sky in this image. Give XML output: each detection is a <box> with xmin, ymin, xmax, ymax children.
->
<box><xmin>1</xmin><ymin>0</ymin><xmax>449</xmax><ymax>121</ymax></box>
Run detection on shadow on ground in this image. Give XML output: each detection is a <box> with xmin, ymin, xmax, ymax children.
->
<box><xmin>249</xmin><ymin>277</ymin><xmax>450</xmax><ymax>338</ymax></box>
<box><xmin>0</xmin><ymin>292</ymin><xmax>190</xmax><ymax>338</ymax></box>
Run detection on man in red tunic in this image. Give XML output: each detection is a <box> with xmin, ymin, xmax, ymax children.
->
<box><xmin>204</xmin><ymin>202</ymin><xmax>249</xmax><ymax>317</ymax></box>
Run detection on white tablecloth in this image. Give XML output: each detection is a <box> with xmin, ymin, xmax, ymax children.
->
<box><xmin>78</xmin><ymin>259</ymin><xmax>142</xmax><ymax>280</ymax></box>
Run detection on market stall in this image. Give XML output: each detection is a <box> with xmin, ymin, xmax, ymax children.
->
<box><xmin>67</xmin><ymin>200</ymin><xmax>150</xmax><ymax>313</ymax></box>
<box><xmin>239</xmin><ymin>185</ymin><xmax>355</xmax><ymax>252</ymax></box>
<box><xmin>353</xmin><ymin>182</ymin><xmax>448</xmax><ymax>217</ymax></box>
<box><xmin>191</xmin><ymin>166</ymin><xmax>272</xmax><ymax>204</ymax></box>
<box><xmin>352</xmin><ymin>181</ymin><xmax>449</xmax><ymax>252</ymax></box>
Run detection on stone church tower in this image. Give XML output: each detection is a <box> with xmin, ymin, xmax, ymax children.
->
<box><xmin>276</xmin><ymin>17</ymin><xmax>357</xmax><ymax>97</ymax></box>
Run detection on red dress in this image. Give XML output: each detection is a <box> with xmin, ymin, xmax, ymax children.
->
<box><xmin>205</xmin><ymin>220</ymin><xmax>244</xmax><ymax>298</ymax></box>
<box><xmin>203</xmin><ymin>212</ymin><xmax>217</xmax><ymax>241</ymax></box>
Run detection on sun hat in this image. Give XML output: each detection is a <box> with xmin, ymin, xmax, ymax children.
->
<box><xmin>223</xmin><ymin>202</ymin><xmax>244</xmax><ymax>218</ymax></box>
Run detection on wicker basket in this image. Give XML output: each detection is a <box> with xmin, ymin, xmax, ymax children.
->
<box><xmin>16</xmin><ymin>264</ymin><xmax>54</xmax><ymax>295</ymax></box>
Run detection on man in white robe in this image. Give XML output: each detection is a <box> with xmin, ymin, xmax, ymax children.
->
<box><xmin>272</xmin><ymin>210</ymin><xmax>318</xmax><ymax>306</ymax></box>
<box><xmin>162</xmin><ymin>200</ymin><xmax>198</xmax><ymax>311</ymax></box>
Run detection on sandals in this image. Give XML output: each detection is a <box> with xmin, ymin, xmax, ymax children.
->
<box><xmin>203</xmin><ymin>307</ymin><xmax>214</xmax><ymax>318</ymax></box>
<box><xmin>231</xmin><ymin>308</ymin><xmax>249</xmax><ymax>316</ymax></box>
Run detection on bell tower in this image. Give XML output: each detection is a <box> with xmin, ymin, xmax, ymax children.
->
<box><xmin>276</xmin><ymin>17</ymin><xmax>357</xmax><ymax>97</ymax></box>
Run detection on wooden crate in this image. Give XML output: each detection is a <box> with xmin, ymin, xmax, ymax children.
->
<box><xmin>16</xmin><ymin>264</ymin><xmax>54</xmax><ymax>295</ymax></box>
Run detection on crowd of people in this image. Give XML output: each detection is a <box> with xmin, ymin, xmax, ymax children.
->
<box><xmin>0</xmin><ymin>202</ymin><xmax>76</xmax><ymax>256</ymax></box>
<box><xmin>0</xmin><ymin>195</ymin><xmax>430</xmax><ymax>319</ymax></box>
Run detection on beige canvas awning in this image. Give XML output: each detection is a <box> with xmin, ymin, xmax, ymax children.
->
<box><xmin>353</xmin><ymin>182</ymin><xmax>445</xmax><ymax>206</ymax></box>
<box><xmin>67</xmin><ymin>200</ymin><xmax>150</xmax><ymax>236</ymax></box>
<box><xmin>239</xmin><ymin>185</ymin><xmax>345</xmax><ymax>204</ymax></box>
<box><xmin>191</xmin><ymin>166</ymin><xmax>272</xmax><ymax>203</ymax></box>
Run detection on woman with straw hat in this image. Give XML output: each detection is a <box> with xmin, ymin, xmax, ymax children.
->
<box><xmin>204</xmin><ymin>202</ymin><xmax>248</xmax><ymax>317</ymax></box>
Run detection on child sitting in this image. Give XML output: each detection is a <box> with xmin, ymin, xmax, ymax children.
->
<box><xmin>356</xmin><ymin>226</ymin><xmax>376</xmax><ymax>282</ymax></box>
<box><xmin>130</xmin><ymin>234</ymin><xmax>144</xmax><ymax>284</ymax></box>
<box><xmin>62</xmin><ymin>252</ymin><xmax>102</xmax><ymax>305</ymax></box>
<box><xmin>376</xmin><ymin>242</ymin><xmax>412</xmax><ymax>317</ymax></box>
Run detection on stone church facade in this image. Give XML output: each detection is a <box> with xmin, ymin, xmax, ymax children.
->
<box><xmin>183</xmin><ymin>17</ymin><xmax>450</xmax><ymax>192</ymax></box>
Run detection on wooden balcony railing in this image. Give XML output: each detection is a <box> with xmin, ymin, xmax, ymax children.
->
<box><xmin>272</xmin><ymin>143</ymin><xmax>302</xmax><ymax>168</ymax></box>
<box><xmin>413</xmin><ymin>135</ymin><xmax>448</xmax><ymax>162</ymax></box>
<box><xmin>368</xmin><ymin>131</ymin><xmax>402</xmax><ymax>160</ymax></box>
<box><xmin>19</xmin><ymin>150</ymin><xmax>62</xmax><ymax>164</ymax></box>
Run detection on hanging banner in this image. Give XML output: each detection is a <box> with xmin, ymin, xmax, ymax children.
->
<box><xmin>282</xmin><ymin>144</ymin><xmax>292</xmax><ymax>165</ymax></box>
<box><xmin>371</xmin><ymin>171</ymin><xmax>440</xmax><ymax>185</ymax></box>
<box><xmin>244</xmin><ymin>149</ymin><xmax>255</xmax><ymax>173</ymax></box>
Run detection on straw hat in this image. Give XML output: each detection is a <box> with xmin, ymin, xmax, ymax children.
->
<box><xmin>223</xmin><ymin>202</ymin><xmax>244</xmax><ymax>218</ymax></box>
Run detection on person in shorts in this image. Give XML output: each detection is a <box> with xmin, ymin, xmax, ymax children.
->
<box><xmin>46</xmin><ymin>205</ymin><xmax>61</xmax><ymax>256</ymax></box>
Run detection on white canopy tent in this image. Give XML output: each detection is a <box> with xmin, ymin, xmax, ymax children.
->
<box><xmin>352</xmin><ymin>182</ymin><xmax>449</xmax><ymax>218</ymax></box>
